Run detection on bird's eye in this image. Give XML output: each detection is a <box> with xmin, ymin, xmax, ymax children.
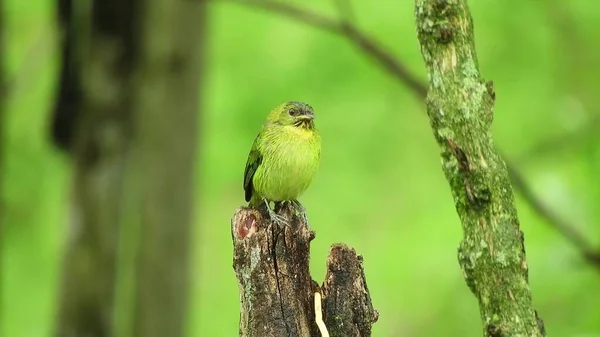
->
<box><xmin>288</xmin><ymin>108</ymin><xmax>297</xmax><ymax>116</ymax></box>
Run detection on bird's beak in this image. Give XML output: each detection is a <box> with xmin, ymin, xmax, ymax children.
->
<box><xmin>297</xmin><ymin>113</ymin><xmax>314</xmax><ymax>121</ymax></box>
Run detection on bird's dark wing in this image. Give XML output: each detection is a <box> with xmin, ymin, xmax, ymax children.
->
<box><xmin>243</xmin><ymin>135</ymin><xmax>263</xmax><ymax>202</ymax></box>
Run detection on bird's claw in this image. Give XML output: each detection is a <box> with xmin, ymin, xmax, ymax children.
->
<box><xmin>291</xmin><ymin>199</ymin><xmax>306</xmax><ymax>213</ymax></box>
<box><xmin>290</xmin><ymin>199</ymin><xmax>310</xmax><ymax>226</ymax></box>
<box><xmin>261</xmin><ymin>200</ymin><xmax>310</xmax><ymax>227</ymax></box>
<box><xmin>267</xmin><ymin>207</ymin><xmax>289</xmax><ymax>227</ymax></box>
<box><xmin>264</xmin><ymin>200</ymin><xmax>289</xmax><ymax>227</ymax></box>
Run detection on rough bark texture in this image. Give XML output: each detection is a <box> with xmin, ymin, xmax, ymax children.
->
<box><xmin>54</xmin><ymin>0</ymin><xmax>205</xmax><ymax>336</ymax></box>
<box><xmin>232</xmin><ymin>204</ymin><xmax>377</xmax><ymax>337</ymax></box>
<box><xmin>414</xmin><ymin>1</ymin><xmax>545</xmax><ymax>336</ymax></box>
<box><xmin>232</xmin><ymin>205</ymin><xmax>319</xmax><ymax>337</ymax></box>
<box><xmin>321</xmin><ymin>245</ymin><xmax>379</xmax><ymax>337</ymax></box>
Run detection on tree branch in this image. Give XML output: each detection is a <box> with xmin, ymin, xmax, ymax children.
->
<box><xmin>414</xmin><ymin>0</ymin><xmax>544</xmax><ymax>335</ymax></box>
<box><xmin>507</xmin><ymin>163</ymin><xmax>600</xmax><ymax>266</ymax></box>
<box><xmin>218</xmin><ymin>0</ymin><xmax>600</xmax><ymax>271</ymax></box>
<box><xmin>517</xmin><ymin>116</ymin><xmax>600</xmax><ymax>162</ymax></box>
<box><xmin>232</xmin><ymin>204</ymin><xmax>377</xmax><ymax>336</ymax></box>
<box><xmin>218</xmin><ymin>0</ymin><xmax>427</xmax><ymax>99</ymax></box>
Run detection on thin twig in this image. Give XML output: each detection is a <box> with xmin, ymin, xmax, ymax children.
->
<box><xmin>218</xmin><ymin>0</ymin><xmax>600</xmax><ymax>270</ymax></box>
<box><xmin>506</xmin><ymin>163</ymin><xmax>600</xmax><ymax>266</ymax></box>
<box><xmin>518</xmin><ymin>116</ymin><xmax>600</xmax><ymax>162</ymax></box>
<box><xmin>314</xmin><ymin>292</ymin><xmax>330</xmax><ymax>337</ymax></box>
<box><xmin>218</xmin><ymin>0</ymin><xmax>427</xmax><ymax>98</ymax></box>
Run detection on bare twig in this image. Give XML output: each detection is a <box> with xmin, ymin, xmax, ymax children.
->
<box><xmin>507</xmin><ymin>163</ymin><xmax>600</xmax><ymax>266</ymax></box>
<box><xmin>314</xmin><ymin>292</ymin><xmax>330</xmax><ymax>337</ymax></box>
<box><xmin>518</xmin><ymin>116</ymin><xmax>600</xmax><ymax>162</ymax></box>
<box><xmin>219</xmin><ymin>0</ymin><xmax>600</xmax><ymax>270</ymax></box>
<box><xmin>218</xmin><ymin>0</ymin><xmax>427</xmax><ymax>98</ymax></box>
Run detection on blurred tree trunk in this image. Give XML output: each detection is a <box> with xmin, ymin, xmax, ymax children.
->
<box><xmin>53</xmin><ymin>0</ymin><xmax>206</xmax><ymax>336</ymax></box>
<box><xmin>0</xmin><ymin>0</ymin><xmax>4</xmax><ymax>330</ymax></box>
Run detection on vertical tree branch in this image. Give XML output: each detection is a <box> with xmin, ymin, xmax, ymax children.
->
<box><xmin>414</xmin><ymin>1</ymin><xmax>544</xmax><ymax>336</ymax></box>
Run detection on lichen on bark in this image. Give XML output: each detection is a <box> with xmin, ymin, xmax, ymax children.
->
<box><xmin>414</xmin><ymin>0</ymin><xmax>545</xmax><ymax>336</ymax></box>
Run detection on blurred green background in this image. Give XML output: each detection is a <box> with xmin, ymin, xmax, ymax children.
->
<box><xmin>2</xmin><ymin>0</ymin><xmax>600</xmax><ymax>336</ymax></box>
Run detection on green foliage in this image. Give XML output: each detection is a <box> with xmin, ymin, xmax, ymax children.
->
<box><xmin>2</xmin><ymin>1</ymin><xmax>600</xmax><ymax>336</ymax></box>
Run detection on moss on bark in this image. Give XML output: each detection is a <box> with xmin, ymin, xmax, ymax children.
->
<box><xmin>414</xmin><ymin>1</ymin><xmax>545</xmax><ymax>336</ymax></box>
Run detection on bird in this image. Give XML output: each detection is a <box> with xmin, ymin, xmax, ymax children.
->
<box><xmin>243</xmin><ymin>101</ymin><xmax>321</xmax><ymax>225</ymax></box>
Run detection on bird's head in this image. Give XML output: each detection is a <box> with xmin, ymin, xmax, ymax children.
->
<box><xmin>267</xmin><ymin>101</ymin><xmax>316</xmax><ymax>129</ymax></box>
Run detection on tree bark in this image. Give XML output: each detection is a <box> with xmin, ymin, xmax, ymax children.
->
<box><xmin>53</xmin><ymin>0</ymin><xmax>206</xmax><ymax>336</ymax></box>
<box><xmin>414</xmin><ymin>1</ymin><xmax>545</xmax><ymax>336</ymax></box>
<box><xmin>321</xmin><ymin>245</ymin><xmax>379</xmax><ymax>337</ymax></box>
<box><xmin>232</xmin><ymin>204</ymin><xmax>378</xmax><ymax>337</ymax></box>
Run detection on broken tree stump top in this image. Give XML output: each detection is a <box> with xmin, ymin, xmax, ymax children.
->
<box><xmin>231</xmin><ymin>203</ymin><xmax>378</xmax><ymax>337</ymax></box>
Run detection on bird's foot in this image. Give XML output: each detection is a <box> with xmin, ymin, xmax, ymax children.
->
<box><xmin>290</xmin><ymin>199</ymin><xmax>310</xmax><ymax>226</ymax></box>
<box><xmin>290</xmin><ymin>199</ymin><xmax>306</xmax><ymax>213</ymax></box>
<box><xmin>264</xmin><ymin>200</ymin><xmax>289</xmax><ymax>227</ymax></box>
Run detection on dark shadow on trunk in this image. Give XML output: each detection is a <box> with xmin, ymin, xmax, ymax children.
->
<box><xmin>52</xmin><ymin>1</ymin><xmax>206</xmax><ymax>336</ymax></box>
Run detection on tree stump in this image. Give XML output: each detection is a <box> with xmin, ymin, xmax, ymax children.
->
<box><xmin>231</xmin><ymin>203</ymin><xmax>378</xmax><ymax>337</ymax></box>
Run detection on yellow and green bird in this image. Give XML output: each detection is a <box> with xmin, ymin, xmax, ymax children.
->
<box><xmin>243</xmin><ymin>101</ymin><xmax>321</xmax><ymax>224</ymax></box>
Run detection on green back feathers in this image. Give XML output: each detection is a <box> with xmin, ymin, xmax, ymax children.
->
<box><xmin>243</xmin><ymin>135</ymin><xmax>263</xmax><ymax>202</ymax></box>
